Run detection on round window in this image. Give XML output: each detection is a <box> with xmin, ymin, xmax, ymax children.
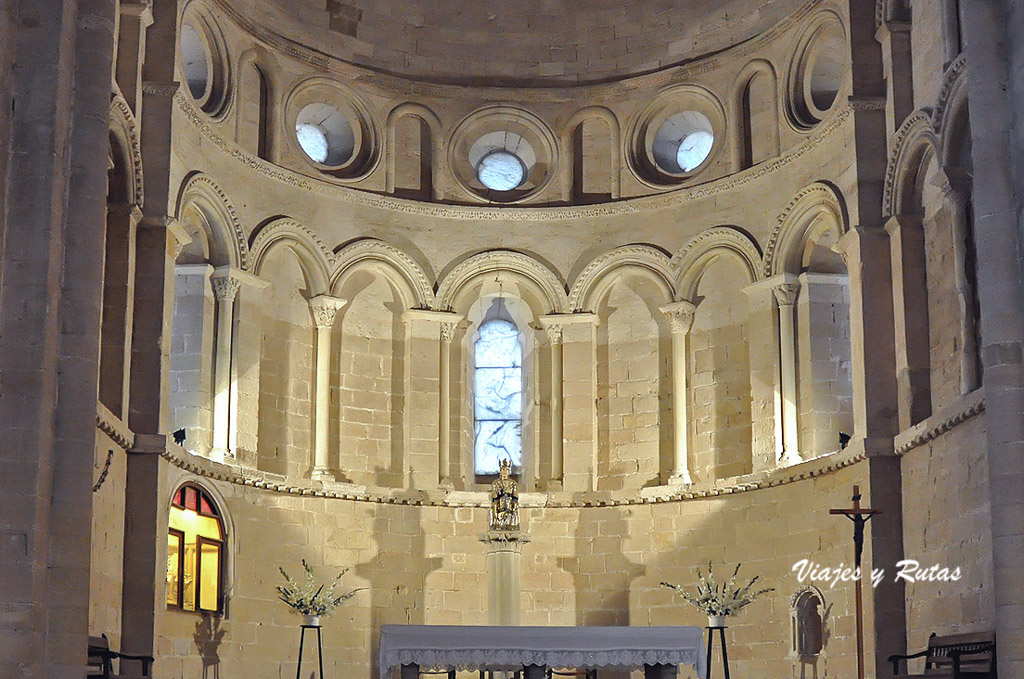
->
<box><xmin>652</xmin><ymin>111</ymin><xmax>715</xmax><ymax>174</ymax></box>
<box><xmin>294</xmin><ymin>103</ymin><xmax>355</xmax><ymax>167</ymax></box>
<box><xmin>788</xmin><ymin>16</ymin><xmax>847</xmax><ymax>129</ymax></box>
<box><xmin>477</xmin><ymin>151</ymin><xmax>526</xmax><ymax>191</ymax></box>
<box><xmin>180</xmin><ymin>24</ymin><xmax>209</xmax><ymax>101</ymax></box>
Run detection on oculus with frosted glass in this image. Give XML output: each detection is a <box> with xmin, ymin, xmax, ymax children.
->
<box><xmin>474</xmin><ymin>319</ymin><xmax>523</xmax><ymax>475</ymax></box>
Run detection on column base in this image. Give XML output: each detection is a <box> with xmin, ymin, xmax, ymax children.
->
<box><xmin>669</xmin><ymin>471</ymin><xmax>693</xmax><ymax>486</ymax></box>
<box><xmin>311</xmin><ymin>468</ymin><xmax>336</xmax><ymax>482</ymax></box>
<box><xmin>438</xmin><ymin>476</ymin><xmax>455</xmax><ymax>490</ymax></box>
<box><xmin>780</xmin><ymin>450</ymin><xmax>803</xmax><ymax>467</ymax></box>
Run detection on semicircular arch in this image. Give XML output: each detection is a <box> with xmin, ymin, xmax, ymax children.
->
<box><xmin>435</xmin><ymin>250</ymin><xmax>568</xmax><ymax>315</ymax></box>
<box><xmin>175</xmin><ymin>173</ymin><xmax>248</xmax><ymax>268</ymax></box>
<box><xmin>763</xmin><ymin>183</ymin><xmax>848</xmax><ymax>277</ymax></box>
<box><xmin>673</xmin><ymin>227</ymin><xmax>762</xmax><ymax>300</ymax></box>
<box><xmin>330</xmin><ymin>239</ymin><xmax>435</xmax><ymax>310</ymax></box>
<box><xmin>570</xmin><ymin>245</ymin><xmax>674</xmax><ymax>312</ymax></box>
<box><xmin>249</xmin><ymin>218</ymin><xmax>332</xmax><ymax>294</ymax></box>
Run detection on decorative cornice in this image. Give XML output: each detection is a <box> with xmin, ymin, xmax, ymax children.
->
<box><xmin>142</xmin><ymin>81</ymin><xmax>180</xmax><ymax>97</ymax></box>
<box><xmin>175</xmin><ymin>88</ymin><xmax>855</xmax><ymax>221</ymax></box>
<box><xmin>847</xmin><ymin>96</ymin><xmax>888</xmax><ymax>112</ymax></box>
<box><xmin>894</xmin><ymin>390</ymin><xmax>985</xmax><ymax>456</ymax></box>
<box><xmin>159</xmin><ymin>443</ymin><xmax>865</xmax><ymax>508</ymax></box>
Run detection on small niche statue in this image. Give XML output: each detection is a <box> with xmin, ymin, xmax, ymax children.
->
<box><xmin>489</xmin><ymin>458</ymin><xmax>520</xmax><ymax>532</ymax></box>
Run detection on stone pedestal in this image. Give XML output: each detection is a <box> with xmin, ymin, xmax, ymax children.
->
<box><xmin>480</xmin><ymin>531</ymin><xmax>530</xmax><ymax>626</ymax></box>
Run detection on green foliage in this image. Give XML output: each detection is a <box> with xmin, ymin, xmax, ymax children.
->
<box><xmin>661</xmin><ymin>562</ymin><xmax>774</xmax><ymax>617</ymax></box>
<box><xmin>276</xmin><ymin>559</ymin><xmax>366</xmax><ymax>617</ymax></box>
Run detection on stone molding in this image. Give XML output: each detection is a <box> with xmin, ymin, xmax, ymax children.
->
<box><xmin>176</xmin><ymin>173</ymin><xmax>250</xmax><ymax>269</ymax></box>
<box><xmin>96</xmin><ymin>401</ymin><xmax>135</xmax><ymax>451</ymax></box>
<box><xmin>894</xmin><ymin>389</ymin><xmax>986</xmax><ymax>456</ymax></box>
<box><xmin>882</xmin><ymin>112</ymin><xmax>938</xmax><ymax>219</ymax></box>
<box><xmin>672</xmin><ymin>226</ymin><xmax>763</xmax><ymax>299</ymax></box>
<box><xmin>435</xmin><ymin>250</ymin><xmax>570</xmax><ymax>314</ymax></box>
<box><xmin>142</xmin><ymin>80</ymin><xmax>180</xmax><ymax>97</ymax></box>
<box><xmin>331</xmin><ymin>238</ymin><xmax>435</xmax><ymax>309</ymax></box>
<box><xmin>248</xmin><ymin>217</ymin><xmax>334</xmax><ymax>293</ymax></box>
<box><xmin>175</xmin><ymin>88</ymin><xmax>854</xmax><ymax>220</ymax></box>
<box><xmin>568</xmin><ymin>245</ymin><xmax>674</xmax><ymax>312</ymax></box>
<box><xmin>108</xmin><ymin>93</ymin><xmax>144</xmax><ymax>208</ymax></box>
<box><xmin>158</xmin><ymin>439</ymin><xmax>866</xmax><ymax>509</ymax></box>
<box><xmin>762</xmin><ymin>181</ymin><xmax>848</xmax><ymax>277</ymax></box>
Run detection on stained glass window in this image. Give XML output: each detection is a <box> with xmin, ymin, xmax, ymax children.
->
<box><xmin>474</xmin><ymin>319</ymin><xmax>522</xmax><ymax>474</ymax></box>
<box><xmin>167</xmin><ymin>484</ymin><xmax>224</xmax><ymax>613</ymax></box>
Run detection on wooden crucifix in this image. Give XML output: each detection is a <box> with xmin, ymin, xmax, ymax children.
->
<box><xmin>830</xmin><ymin>485</ymin><xmax>882</xmax><ymax>679</ymax></box>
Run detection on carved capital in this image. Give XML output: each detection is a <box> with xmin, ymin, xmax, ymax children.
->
<box><xmin>308</xmin><ymin>295</ymin><xmax>346</xmax><ymax>328</ymax></box>
<box><xmin>440</xmin><ymin>321</ymin><xmax>458</xmax><ymax>343</ymax></box>
<box><xmin>544</xmin><ymin>323</ymin><xmax>563</xmax><ymax>345</ymax></box>
<box><xmin>659</xmin><ymin>300</ymin><xmax>697</xmax><ymax>334</ymax></box>
<box><xmin>772</xmin><ymin>283</ymin><xmax>801</xmax><ymax>307</ymax></box>
<box><xmin>211</xmin><ymin>275</ymin><xmax>241</xmax><ymax>302</ymax></box>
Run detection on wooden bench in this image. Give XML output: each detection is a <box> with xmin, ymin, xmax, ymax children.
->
<box><xmin>87</xmin><ymin>634</ymin><xmax>154</xmax><ymax>678</ymax></box>
<box><xmin>888</xmin><ymin>631</ymin><xmax>996</xmax><ymax>679</ymax></box>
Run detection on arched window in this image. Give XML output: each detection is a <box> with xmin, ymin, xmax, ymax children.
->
<box><xmin>474</xmin><ymin>318</ymin><xmax>523</xmax><ymax>475</ymax></box>
<box><xmin>791</xmin><ymin>589</ymin><xmax>825</xmax><ymax>657</ymax></box>
<box><xmin>167</xmin><ymin>484</ymin><xmax>225</xmax><ymax>613</ymax></box>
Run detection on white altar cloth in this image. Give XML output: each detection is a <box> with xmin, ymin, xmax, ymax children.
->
<box><xmin>379</xmin><ymin>625</ymin><xmax>707</xmax><ymax>679</ymax></box>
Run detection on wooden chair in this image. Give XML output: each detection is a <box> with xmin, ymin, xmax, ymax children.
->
<box><xmin>888</xmin><ymin>631</ymin><xmax>996</xmax><ymax>679</ymax></box>
<box><xmin>87</xmin><ymin>634</ymin><xmax>155</xmax><ymax>678</ymax></box>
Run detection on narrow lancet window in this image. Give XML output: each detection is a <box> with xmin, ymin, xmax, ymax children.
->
<box><xmin>474</xmin><ymin>318</ymin><xmax>523</xmax><ymax>474</ymax></box>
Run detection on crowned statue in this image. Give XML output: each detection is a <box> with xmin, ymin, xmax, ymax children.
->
<box><xmin>489</xmin><ymin>458</ymin><xmax>520</xmax><ymax>532</ymax></box>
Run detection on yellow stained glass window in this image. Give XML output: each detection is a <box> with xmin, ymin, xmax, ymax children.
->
<box><xmin>167</xmin><ymin>485</ymin><xmax>224</xmax><ymax>613</ymax></box>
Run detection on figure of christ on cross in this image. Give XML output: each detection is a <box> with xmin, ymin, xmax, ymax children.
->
<box><xmin>830</xmin><ymin>485</ymin><xmax>882</xmax><ymax>679</ymax></box>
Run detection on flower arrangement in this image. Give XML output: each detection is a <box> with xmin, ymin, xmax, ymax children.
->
<box><xmin>661</xmin><ymin>562</ymin><xmax>773</xmax><ymax>617</ymax></box>
<box><xmin>276</xmin><ymin>559</ymin><xmax>366</xmax><ymax>618</ymax></box>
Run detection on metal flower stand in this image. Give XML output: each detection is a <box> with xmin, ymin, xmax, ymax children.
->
<box><xmin>296</xmin><ymin>623</ymin><xmax>325</xmax><ymax>679</ymax></box>
<box><xmin>705</xmin><ymin>624</ymin><xmax>730</xmax><ymax>679</ymax></box>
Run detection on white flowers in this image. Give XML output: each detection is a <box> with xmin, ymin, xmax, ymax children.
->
<box><xmin>276</xmin><ymin>559</ymin><xmax>366</xmax><ymax>617</ymax></box>
<box><xmin>662</xmin><ymin>563</ymin><xmax>773</xmax><ymax>617</ymax></box>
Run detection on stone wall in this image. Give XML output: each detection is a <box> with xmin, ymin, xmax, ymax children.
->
<box><xmin>148</xmin><ymin>454</ymin><xmax>873</xmax><ymax>679</ymax></box>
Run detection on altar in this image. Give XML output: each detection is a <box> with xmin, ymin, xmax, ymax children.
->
<box><xmin>379</xmin><ymin>625</ymin><xmax>707</xmax><ymax>679</ymax></box>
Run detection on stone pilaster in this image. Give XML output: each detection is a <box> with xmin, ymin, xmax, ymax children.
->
<box><xmin>308</xmin><ymin>294</ymin><xmax>347</xmax><ymax>479</ymax></box>
<box><xmin>439</xmin><ymin>317</ymin><xmax>462</xmax><ymax>486</ymax></box>
<box><xmin>659</xmin><ymin>301</ymin><xmax>696</xmax><ymax>485</ymax></box>
<box><xmin>558</xmin><ymin>313</ymin><xmax>600</xmax><ymax>491</ymax></box>
<box><xmin>743</xmin><ymin>278</ymin><xmax>785</xmax><ymax>472</ymax></box>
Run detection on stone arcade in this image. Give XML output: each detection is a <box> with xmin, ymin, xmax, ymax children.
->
<box><xmin>1</xmin><ymin>0</ymin><xmax>1022</xmax><ymax>677</ymax></box>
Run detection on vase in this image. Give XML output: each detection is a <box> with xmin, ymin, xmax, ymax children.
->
<box><xmin>707</xmin><ymin>614</ymin><xmax>726</xmax><ymax>627</ymax></box>
<box><xmin>302</xmin><ymin>614</ymin><xmax>321</xmax><ymax>627</ymax></box>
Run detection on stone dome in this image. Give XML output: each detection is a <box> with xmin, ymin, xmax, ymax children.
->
<box><xmin>227</xmin><ymin>0</ymin><xmax>808</xmax><ymax>84</ymax></box>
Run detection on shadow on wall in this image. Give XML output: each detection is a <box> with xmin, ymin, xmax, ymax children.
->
<box><xmin>194</xmin><ymin>612</ymin><xmax>226</xmax><ymax>679</ymax></box>
<box><xmin>357</xmin><ymin>504</ymin><xmax>443</xmax><ymax>679</ymax></box>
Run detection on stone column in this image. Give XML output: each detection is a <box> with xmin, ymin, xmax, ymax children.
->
<box><xmin>480</xmin><ymin>532</ymin><xmax>530</xmax><ymax>625</ymax></box>
<box><xmin>659</xmin><ymin>301</ymin><xmax>696</xmax><ymax>485</ymax></box>
<box><xmin>773</xmin><ymin>277</ymin><xmax>802</xmax><ymax>465</ymax></box>
<box><xmin>210</xmin><ymin>270</ymin><xmax>241</xmax><ymax>461</ymax></box>
<box><xmin>439</xmin><ymin>320</ymin><xmax>458</xmax><ymax>485</ymax></box>
<box><xmin>539</xmin><ymin>316</ymin><xmax>567</xmax><ymax>488</ymax></box>
<box><xmin>308</xmin><ymin>295</ymin><xmax>347</xmax><ymax>480</ymax></box>
<box><xmin>886</xmin><ymin>215</ymin><xmax>932</xmax><ymax>430</ymax></box>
